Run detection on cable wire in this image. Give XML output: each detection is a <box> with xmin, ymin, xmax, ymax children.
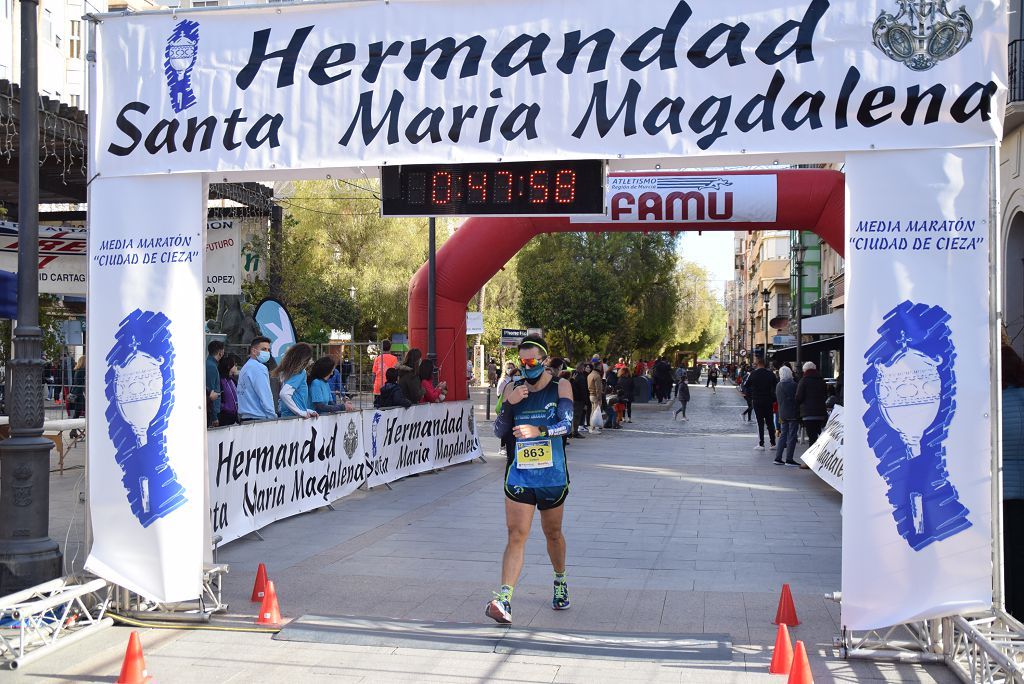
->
<box><xmin>107</xmin><ymin>612</ymin><xmax>281</xmax><ymax>633</ymax></box>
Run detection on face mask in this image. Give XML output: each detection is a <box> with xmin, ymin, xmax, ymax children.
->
<box><xmin>521</xmin><ymin>364</ymin><xmax>546</xmax><ymax>383</ymax></box>
<box><xmin>257</xmin><ymin>350</ymin><xmax>271</xmax><ymax>364</ymax></box>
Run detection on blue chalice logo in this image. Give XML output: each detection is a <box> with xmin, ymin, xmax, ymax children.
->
<box><xmin>165</xmin><ymin>19</ymin><xmax>200</xmax><ymax>114</ymax></box>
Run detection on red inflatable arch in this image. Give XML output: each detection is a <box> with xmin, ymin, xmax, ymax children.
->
<box><xmin>409</xmin><ymin>169</ymin><xmax>845</xmax><ymax>401</ymax></box>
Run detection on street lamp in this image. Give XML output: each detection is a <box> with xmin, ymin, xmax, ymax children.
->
<box><xmin>762</xmin><ymin>288</ymin><xmax>771</xmax><ymax>364</ymax></box>
<box><xmin>793</xmin><ymin>241</ymin><xmax>807</xmax><ymax>372</ymax></box>
<box><xmin>748</xmin><ymin>305</ymin><xmax>755</xmax><ymax>365</ymax></box>
<box><xmin>348</xmin><ymin>286</ymin><xmax>356</xmax><ymax>378</ymax></box>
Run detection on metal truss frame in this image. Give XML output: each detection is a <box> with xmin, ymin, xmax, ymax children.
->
<box><xmin>839</xmin><ymin>609</ymin><xmax>1024</xmax><ymax>683</ymax></box>
<box><xmin>0</xmin><ymin>578</ymin><xmax>112</xmax><ymax>670</ymax></box>
<box><xmin>113</xmin><ymin>563</ymin><xmax>229</xmax><ymax>623</ymax></box>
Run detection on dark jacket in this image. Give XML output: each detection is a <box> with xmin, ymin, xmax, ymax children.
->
<box><xmin>396</xmin><ymin>364</ymin><xmax>423</xmax><ymax>404</ymax></box>
<box><xmin>570</xmin><ymin>371</ymin><xmax>589</xmax><ymax>403</ymax></box>
<box><xmin>745</xmin><ymin>367</ymin><xmax>777</xmax><ymax>404</ymax></box>
<box><xmin>618</xmin><ymin>375</ymin><xmax>635</xmax><ymax>402</ymax></box>
<box><xmin>776</xmin><ymin>379</ymin><xmax>798</xmax><ymax>421</ymax></box>
<box><xmin>675</xmin><ymin>380</ymin><xmax>690</xmax><ymax>402</ymax></box>
<box><xmin>795</xmin><ymin>370</ymin><xmax>828</xmax><ymax>420</ymax></box>
<box><xmin>376</xmin><ymin>381</ymin><xmax>412</xmax><ymax>409</ymax></box>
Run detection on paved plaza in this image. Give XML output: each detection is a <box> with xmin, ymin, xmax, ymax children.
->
<box><xmin>13</xmin><ymin>383</ymin><xmax>957</xmax><ymax>683</ymax></box>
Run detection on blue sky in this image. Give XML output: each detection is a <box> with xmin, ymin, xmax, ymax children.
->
<box><xmin>677</xmin><ymin>230</ymin><xmax>735</xmax><ymax>296</ymax></box>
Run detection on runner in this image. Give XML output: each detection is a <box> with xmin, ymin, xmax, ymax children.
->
<box><xmin>486</xmin><ymin>335</ymin><xmax>574</xmax><ymax>624</ymax></box>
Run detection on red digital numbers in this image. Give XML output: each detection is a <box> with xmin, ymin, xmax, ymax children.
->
<box><xmin>431</xmin><ymin>171</ymin><xmax>453</xmax><ymax>204</ymax></box>
<box><xmin>554</xmin><ymin>169</ymin><xmax>576</xmax><ymax>204</ymax></box>
<box><xmin>528</xmin><ymin>170</ymin><xmax>548</xmax><ymax>204</ymax></box>
<box><xmin>495</xmin><ymin>171</ymin><xmax>513</xmax><ymax>204</ymax></box>
<box><xmin>467</xmin><ymin>172</ymin><xmax>487</xmax><ymax>204</ymax></box>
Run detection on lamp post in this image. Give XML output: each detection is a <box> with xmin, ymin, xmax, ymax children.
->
<box><xmin>793</xmin><ymin>242</ymin><xmax>807</xmax><ymax>372</ymax></box>
<box><xmin>348</xmin><ymin>286</ymin><xmax>356</xmax><ymax>389</ymax></box>
<box><xmin>0</xmin><ymin>0</ymin><xmax>63</xmax><ymax>593</ymax></box>
<box><xmin>748</xmin><ymin>305</ymin><xmax>755</xmax><ymax>365</ymax></box>
<box><xmin>762</xmin><ymin>288</ymin><xmax>771</xmax><ymax>365</ymax></box>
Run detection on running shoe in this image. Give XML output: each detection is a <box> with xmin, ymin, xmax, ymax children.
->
<box><xmin>785</xmin><ymin>460</ymin><xmax>801</xmax><ymax>467</ymax></box>
<box><xmin>552</xmin><ymin>580</ymin><xmax>571</xmax><ymax>610</ymax></box>
<box><xmin>486</xmin><ymin>596</ymin><xmax>512</xmax><ymax>624</ymax></box>
<box><xmin>774</xmin><ymin>459</ymin><xmax>784</xmax><ymax>465</ymax></box>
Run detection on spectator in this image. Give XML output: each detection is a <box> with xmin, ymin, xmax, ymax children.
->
<box><xmin>419</xmin><ymin>358</ymin><xmax>448</xmax><ymax>403</ymax></box>
<box><xmin>217</xmin><ymin>355</ymin><xmax>239</xmax><ymax>426</ymax></box>
<box><xmin>673</xmin><ymin>373</ymin><xmax>690</xmax><ymax>421</ymax></box>
<box><xmin>570</xmin><ymin>363</ymin><xmax>589</xmax><ymax>438</ymax></box>
<box><xmin>310</xmin><ymin>356</ymin><xmax>354</xmax><ymax>414</ymax></box>
<box><xmin>1002</xmin><ymin>341</ymin><xmax>1024</xmax><ymax>619</ymax></box>
<box><xmin>206</xmin><ymin>340</ymin><xmax>225</xmax><ymax>427</ymax></box>
<box><xmin>237</xmin><ymin>336</ymin><xmax>277</xmax><ymax>421</ymax></box>
<box><xmin>327</xmin><ymin>358</ymin><xmax>344</xmax><ymax>404</ymax></box>
<box><xmin>604</xmin><ymin>362</ymin><xmax>619</xmax><ymax>390</ymax></box>
<box><xmin>398</xmin><ymin>348</ymin><xmax>425</xmax><ymax>405</ymax></box>
<box><xmin>654</xmin><ymin>357</ymin><xmax>674</xmax><ymax>402</ymax></box>
<box><xmin>795</xmin><ymin>361</ymin><xmax>828</xmax><ymax>445</ymax></box>
<box><xmin>341</xmin><ymin>354</ymin><xmax>353</xmax><ymax>392</ymax></box>
<box><xmin>377</xmin><ymin>367</ymin><xmax>412</xmax><ymax>408</ymax></box>
<box><xmin>372</xmin><ymin>340</ymin><xmax>399</xmax><ymax>400</ymax></box>
<box><xmin>497</xmin><ymin>362</ymin><xmax>518</xmax><ymax>396</ymax></box>
<box><xmin>617</xmin><ymin>367</ymin><xmax>635</xmax><ymax>423</ymax></box>
<box><xmin>587</xmin><ymin>363</ymin><xmax>604</xmax><ymax>433</ymax></box>
<box><xmin>68</xmin><ymin>355</ymin><xmax>86</xmax><ymax>419</ymax></box>
<box><xmin>774</xmin><ymin>366</ymin><xmax>800</xmax><ymax>466</ymax></box>
<box><xmin>274</xmin><ymin>343</ymin><xmax>317</xmax><ymax>419</ymax></box>
<box><xmin>487</xmin><ymin>359</ymin><xmax>499</xmax><ymax>387</ymax></box>
<box><xmin>746</xmin><ymin>357</ymin><xmax>778</xmax><ymax>450</ymax></box>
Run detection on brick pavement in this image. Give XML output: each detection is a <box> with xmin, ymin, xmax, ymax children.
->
<box><xmin>13</xmin><ymin>382</ymin><xmax>957</xmax><ymax>683</ymax></box>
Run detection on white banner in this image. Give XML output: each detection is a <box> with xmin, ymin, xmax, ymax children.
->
<box><xmin>0</xmin><ymin>220</ymin><xmax>246</xmax><ymax>296</ymax></box>
<box><xmin>590</xmin><ymin>173</ymin><xmax>777</xmax><ymax>223</ymax></box>
<box><xmin>93</xmin><ymin>0</ymin><xmax>1005</xmax><ymax>178</ymax></box>
<box><xmin>208</xmin><ymin>413</ymin><xmax>368</xmax><ymax>545</ymax></box>
<box><xmin>800</xmin><ymin>405</ymin><xmax>843</xmax><ymax>493</ymax></box>
<box><xmin>842</xmin><ymin>148</ymin><xmax>993</xmax><ymax>631</ymax></box>
<box><xmin>204</xmin><ymin>219</ymin><xmax>241</xmax><ymax>295</ymax></box>
<box><xmin>365</xmin><ymin>402</ymin><xmax>482</xmax><ymax>487</ymax></box>
<box><xmin>0</xmin><ymin>223</ymin><xmax>87</xmax><ymax>295</ymax></box>
<box><xmin>85</xmin><ymin>175</ymin><xmax>207</xmax><ymax>603</ymax></box>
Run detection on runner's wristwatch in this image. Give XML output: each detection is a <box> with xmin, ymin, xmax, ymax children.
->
<box><xmin>537</xmin><ymin>426</ymin><xmax>548</xmax><ymax>437</ymax></box>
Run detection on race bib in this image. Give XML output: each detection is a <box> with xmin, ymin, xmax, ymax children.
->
<box><xmin>516</xmin><ymin>438</ymin><xmax>553</xmax><ymax>470</ymax></box>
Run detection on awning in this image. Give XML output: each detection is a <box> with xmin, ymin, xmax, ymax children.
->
<box><xmin>800</xmin><ymin>310</ymin><xmax>844</xmax><ymax>335</ymax></box>
<box><xmin>772</xmin><ymin>335</ymin><xmax>844</xmax><ymax>363</ymax></box>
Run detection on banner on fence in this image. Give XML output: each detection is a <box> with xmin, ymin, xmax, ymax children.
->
<box><xmin>842</xmin><ymin>147</ymin><xmax>993</xmax><ymax>631</ymax></box>
<box><xmin>365</xmin><ymin>402</ymin><xmax>482</xmax><ymax>488</ymax></box>
<box><xmin>799</xmin><ymin>405</ymin><xmax>843</xmax><ymax>493</ymax></box>
<box><xmin>93</xmin><ymin>0</ymin><xmax>1006</xmax><ymax>179</ymax></box>
<box><xmin>205</xmin><ymin>219</ymin><xmax>242</xmax><ymax>295</ymax></box>
<box><xmin>208</xmin><ymin>412</ymin><xmax>368</xmax><ymax>545</ymax></box>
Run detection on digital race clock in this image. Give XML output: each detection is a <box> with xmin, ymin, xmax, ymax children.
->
<box><xmin>380</xmin><ymin>160</ymin><xmax>605</xmax><ymax>217</ymax></box>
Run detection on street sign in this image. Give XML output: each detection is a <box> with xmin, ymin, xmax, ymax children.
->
<box><xmin>381</xmin><ymin>160</ymin><xmax>605</xmax><ymax>217</ymax></box>
<box><xmin>500</xmin><ymin>328</ymin><xmax>527</xmax><ymax>348</ymax></box>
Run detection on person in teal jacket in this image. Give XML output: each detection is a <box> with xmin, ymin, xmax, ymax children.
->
<box><xmin>273</xmin><ymin>343</ymin><xmax>317</xmax><ymax>419</ymax></box>
<box><xmin>308</xmin><ymin>356</ymin><xmax>353</xmax><ymax>414</ymax></box>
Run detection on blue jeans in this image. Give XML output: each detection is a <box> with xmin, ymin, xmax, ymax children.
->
<box><xmin>775</xmin><ymin>420</ymin><xmax>799</xmax><ymax>462</ymax></box>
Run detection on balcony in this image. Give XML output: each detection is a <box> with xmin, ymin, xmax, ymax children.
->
<box><xmin>1008</xmin><ymin>40</ymin><xmax>1024</xmax><ymax>132</ymax></box>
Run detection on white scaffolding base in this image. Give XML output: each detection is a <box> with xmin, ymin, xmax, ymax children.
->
<box><xmin>0</xmin><ymin>577</ymin><xmax>112</xmax><ymax>670</ymax></box>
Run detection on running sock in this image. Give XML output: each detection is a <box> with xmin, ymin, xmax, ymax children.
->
<box><xmin>497</xmin><ymin>584</ymin><xmax>514</xmax><ymax>601</ymax></box>
<box><xmin>554</xmin><ymin>571</ymin><xmax>567</xmax><ymax>583</ymax></box>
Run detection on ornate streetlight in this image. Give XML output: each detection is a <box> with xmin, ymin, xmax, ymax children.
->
<box><xmin>0</xmin><ymin>0</ymin><xmax>63</xmax><ymax>592</ymax></box>
<box><xmin>793</xmin><ymin>241</ymin><xmax>807</xmax><ymax>372</ymax></box>
<box><xmin>762</xmin><ymin>288</ymin><xmax>771</xmax><ymax>364</ymax></box>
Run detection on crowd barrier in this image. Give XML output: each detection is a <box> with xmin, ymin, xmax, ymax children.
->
<box><xmin>207</xmin><ymin>400</ymin><xmax>482</xmax><ymax>545</ymax></box>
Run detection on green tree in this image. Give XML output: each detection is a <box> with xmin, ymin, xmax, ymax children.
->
<box><xmin>670</xmin><ymin>260</ymin><xmax>727</xmax><ymax>358</ymax></box>
<box><xmin>244</xmin><ymin>180</ymin><xmax>449</xmax><ymax>342</ymax></box>
<box><xmin>516</xmin><ymin>233</ymin><xmax>626</xmax><ymax>360</ymax></box>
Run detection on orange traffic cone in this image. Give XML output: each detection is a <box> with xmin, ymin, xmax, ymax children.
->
<box><xmin>769</xmin><ymin>623</ymin><xmax>794</xmax><ymax>675</ymax></box>
<box><xmin>786</xmin><ymin>640</ymin><xmax>814</xmax><ymax>684</ymax></box>
<box><xmin>256</xmin><ymin>579</ymin><xmax>282</xmax><ymax>626</ymax></box>
<box><xmin>251</xmin><ymin>563</ymin><xmax>269</xmax><ymax>602</ymax></box>
<box><xmin>773</xmin><ymin>584</ymin><xmax>800</xmax><ymax>626</ymax></box>
<box><xmin>116</xmin><ymin>631</ymin><xmax>149</xmax><ymax>684</ymax></box>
